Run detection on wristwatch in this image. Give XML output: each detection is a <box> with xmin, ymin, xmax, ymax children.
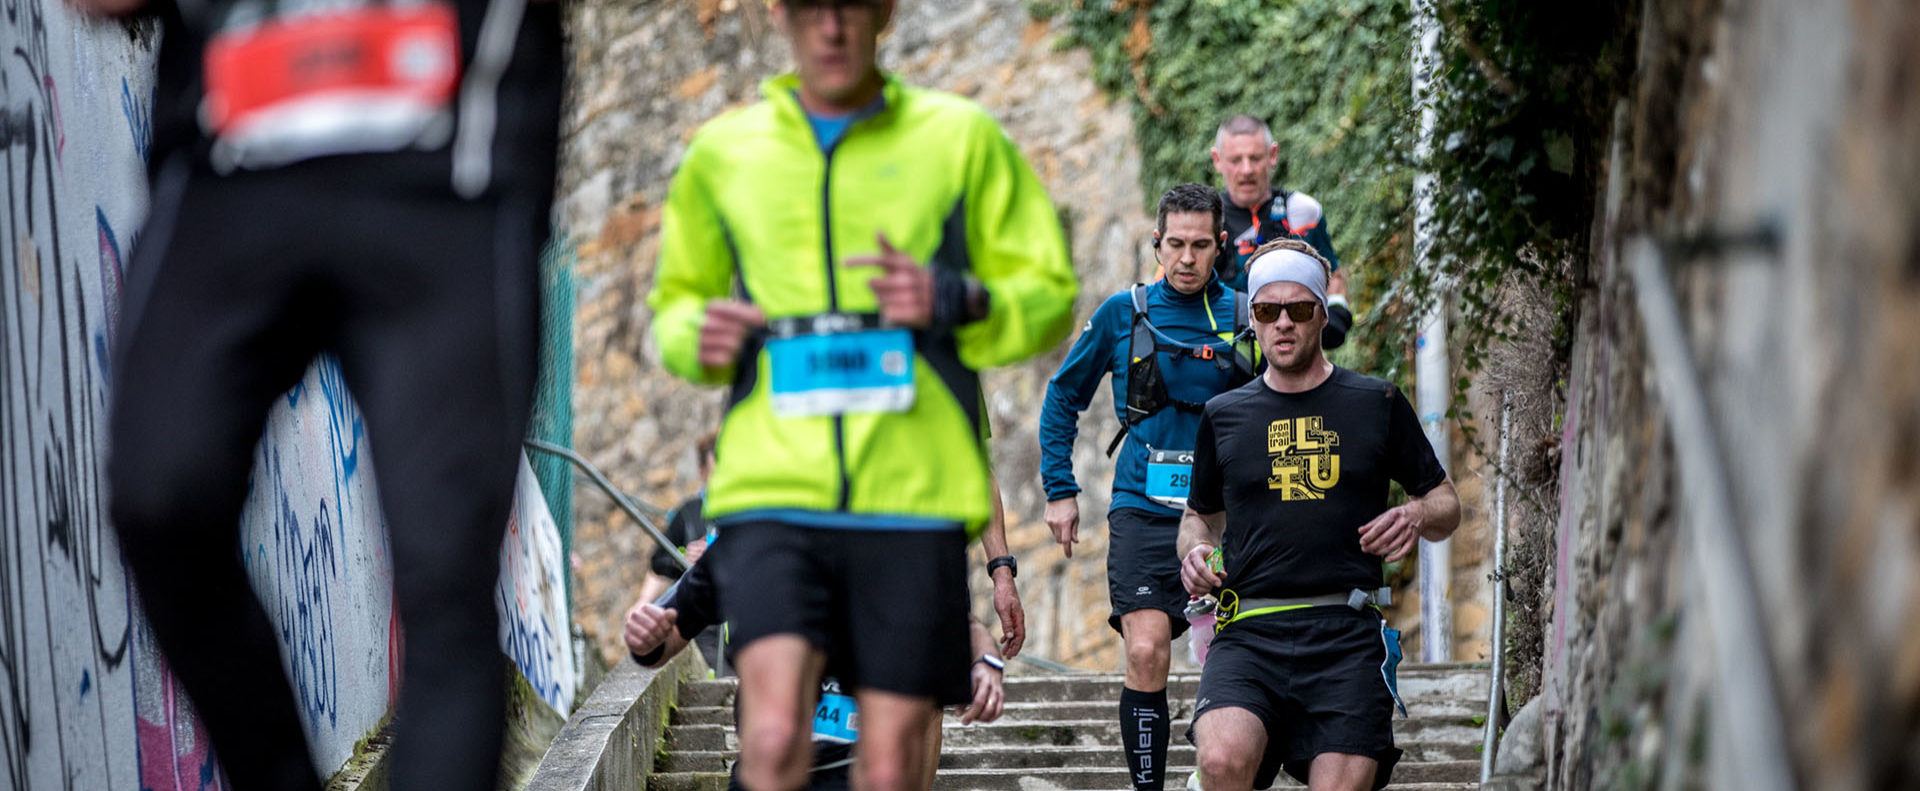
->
<box><xmin>974</xmin><ymin>654</ymin><xmax>1006</xmax><ymax>672</ymax></box>
<box><xmin>986</xmin><ymin>555</ymin><xmax>1018</xmax><ymax>578</ymax></box>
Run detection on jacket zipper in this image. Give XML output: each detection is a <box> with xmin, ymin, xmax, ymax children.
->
<box><xmin>819</xmin><ymin>134</ymin><xmax>853</xmax><ymax>512</ymax></box>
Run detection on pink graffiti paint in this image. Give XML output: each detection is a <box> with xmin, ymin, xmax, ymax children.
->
<box><xmin>136</xmin><ymin>665</ymin><xmax>225</xmax><ymax>791</ymax></box>
<box><xmin>387</xmin><ymin>587</ymin><xmax>404</xmax><ymax>707</ymax></box>
<box><xmin>46</xmin><ymin>75</ymin><xmax>65</xmax><ymax>163</ymax></box>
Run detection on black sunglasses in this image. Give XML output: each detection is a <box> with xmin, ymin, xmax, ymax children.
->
<box><xmin>1250</xmin><ymin>301</ymin><xmax>1318</xmax><ymax>324</ymax></box>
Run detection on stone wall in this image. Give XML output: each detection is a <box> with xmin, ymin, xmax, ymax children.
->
<box><xmin>561</xmin><ymin>0</ymin><xmax>1150</xmax><ymax>670</ymax></box>
<box><xmin>1518</xmin><ymin>0</ymin><xmax>1920</xmax><ymax>786</ymax></box>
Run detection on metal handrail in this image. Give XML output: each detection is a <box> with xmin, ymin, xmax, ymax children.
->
<box><xmin>1481</xmin><ymin>395</ymin><xmax>1512</xmax><ymax>783</ymax></box>
<box><xmin>524</xmin><ymin>439</ymin><xmax>690</xmax><ymax>571</ymax></box>
<box><xmin>1010</xmin><ymin>653</ymin><xmax>1079</xmax><ymax>674</ymax></box>
<box><xmin>1625</xmin><ymin>235</ymin><xmax>1792</xmax><ymax>791</ymax></box>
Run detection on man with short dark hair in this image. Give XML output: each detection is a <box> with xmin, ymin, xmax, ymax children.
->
<box><xmin>1178</xmin><ymin>239</ymin><xmax>1460</xmax><ymax>791</ymax></box>
<box><xmin>645</xmin><ymin>1</ymin><xmax>1077</xmax><ymax>789</ymax></box>
<box><xmin>1211</xmin><ymin>115</ymin><xmax>1354</xmax><ymax>349</ymax></box>
<box><xmin>1039</xmin><ymin>183</ymin><xmax>1257</xmax><ymax>791</ymax></box>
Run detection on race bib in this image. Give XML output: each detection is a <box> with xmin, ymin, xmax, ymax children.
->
<box><xmin>812</xmin><ymin>692</ymin><xmax>859</xmax><ymax>743</ymax></box>
<box><xmin>1145</xmin><ymin>448</ymin><xmax>1195</xmax><ymax>509</ymax></box>
<box><xmin>202</xmin><ymin>1</ymin><xmax>462</xmax><ymax>172</ymax></box>
<box><xmin>767</xmin><ymin>314</ymin><xmax>915</xmax><ymax>418</ymax></box>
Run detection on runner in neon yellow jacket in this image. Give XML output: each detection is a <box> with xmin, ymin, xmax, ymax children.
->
<box><xmin>648</xmin><ymin>72</ymin><xmax>1077</xmax><ymax>536</ymax></box>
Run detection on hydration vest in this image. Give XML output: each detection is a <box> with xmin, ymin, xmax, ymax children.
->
<box><xmin>1106</xmin><ymin>284</ymin><xmax>1259</xmax><ymax>456</ymax></box>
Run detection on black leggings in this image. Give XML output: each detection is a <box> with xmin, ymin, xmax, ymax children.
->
<box><xmin>109</xmin><ymin>159</ymin><xmax>545</xmax><ymax>791</ymax></box>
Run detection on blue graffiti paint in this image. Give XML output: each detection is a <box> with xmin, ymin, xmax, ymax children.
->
<box><xmin>267</xmin><ymin>449</ymin><xmax>341</xmax><ymax>731</ymax></box>
<box><xmin>80</xmin><ymin>669</ymin><xmax>90</xmax><ymax>699</ymax></box>
<box><xmin>315</xmin><ymin>356</ymin><xmax>361</xmax><ymax>482</ymax></box>
<box><xmin>496</xmin><ymin>587</ymin><xmax>566</xmax><ymax>711</ymax></box>
<box><xmin>120</xmin><ymin>77</ymin><xmax>151</xmax><ymax>159</ymax></box>
<box><xmin>93</xmin><ymin>332</ymin><xmax>109</xmax><ymax>393</ymax></box>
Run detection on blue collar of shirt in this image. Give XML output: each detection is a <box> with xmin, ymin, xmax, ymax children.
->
<box><xmin>800</xmin><ymin>92</ymin><xmax>887</xmax><ymax>152</ymax></box>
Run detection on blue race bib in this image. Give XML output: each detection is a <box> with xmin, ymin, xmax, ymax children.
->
<box><xmin>767</xmin><ymin>314</ymin><xmax>915</xmax><ymax>418</ymax></box>
<box><xmin>812</xmin><ymin>692</ymin><xmax>859</xmax><ymax>743</ymax></box>
<box><xmin>1145</xmin><ymin>448</ymin><xmax>1195</xmax><ymax>509</ymax></box>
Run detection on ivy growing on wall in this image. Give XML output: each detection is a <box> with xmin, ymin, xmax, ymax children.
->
<box><xmin>1034</xmin><ymin>0</ymin><xmax>1414</xmax><ymax>377</ymax></box>
<box><xmin>1037</xmin><ymin>0</ymin><xmax>1636</xmax><ymax>396</ymax></box>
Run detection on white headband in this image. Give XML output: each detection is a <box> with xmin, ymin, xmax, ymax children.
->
<box><xmin>1245</xmin><ymin>249</ymin><xmax>1328</xmax><ymax>309</ymax></box>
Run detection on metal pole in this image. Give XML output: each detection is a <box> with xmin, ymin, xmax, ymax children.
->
<box><xmin>1481</xmin><ymin>395</ymin><xmax>1511</xmax><ymax>783</ymax></box>
<box><xmin>523</xmin><ymin>438</ymin><xmax>690</xmax><ymax>571</ymax></box>
<box><xmin>1625</xmin><ymin>236</ymin><xmax>1793</xmax><ymax>791</ymax></box>
<box><xmin>1410</xmin><ymin>0</ymin><xmax>1452</xmax><ymax>664</ymax></box>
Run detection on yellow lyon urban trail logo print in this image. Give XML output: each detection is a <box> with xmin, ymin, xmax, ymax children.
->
<box><xmin>1268</xmin><ymin>417</ymin><xmax>1341</xmax><ymax>499</ymax></box>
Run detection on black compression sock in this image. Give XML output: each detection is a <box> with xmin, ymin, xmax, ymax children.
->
<box><xmin>1120</xmin><ymin>686</ymin><xmax>1171</xmax><ymax>791</ymax></box>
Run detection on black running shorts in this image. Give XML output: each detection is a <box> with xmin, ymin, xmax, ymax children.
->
<box><xmin>1187</xmin><ymin>607</ymin><xmax>1405</xmax><ymax>790</ymax></box>
<box><xmin>1105</xmin><ymin>508</ymin><xmax>1191</xmax><ymax>638</ymax></box>
<box><xmin>708</xmin><ymin>521</ymin><xmax>973</xmax><ymax>706</ymax></box>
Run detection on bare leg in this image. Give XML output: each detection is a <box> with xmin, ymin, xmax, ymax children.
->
<box><xmin>732</xmin><ymin>636</ymin><xmax>827</xmax><ymax>791</ymax></box>
<box><xmin>1191</xmin><ymin>707</ymin><xmax>1267</xmax><ymax>791</ymax></box>
<box><xmin>851</xmin><ymin>688</ymin><xmax>939</xmax><ymax>791</ymax></box>
<box><xmin>1305</xmin><ymin>752</ymin><xmax>1377</xmax><ymax>791</ymax></box>
<box><xmin>1121</xmin><ymin>610</ymin><xmax>1173</xmax><ymax>691</ymax></box>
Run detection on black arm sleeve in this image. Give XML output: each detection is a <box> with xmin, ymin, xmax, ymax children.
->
<box><xmin>1186</xmin><ymin>409</ymin><xmax>1226</xmax><ymax>515</ymax></box>
<box><xmin>1322</xmin><ymin>303</ymin><xmax>1352</xmax><ymax>350</ymax></box>
<box><xmin>1385</xmin><ymin>386</ymin><xmax>1447</xmax><ymax>497</ymax></box>
<box><xmin>649</xmin><ymin>498</ymin><xmax>700</xmax><ymax>578</ymax></box>
<box><xmin>663</xmin><ymin>554</ymin><xmax>721</xmax><ymax>641</ymax></box>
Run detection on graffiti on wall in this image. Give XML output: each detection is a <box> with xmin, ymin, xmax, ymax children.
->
<box><xmin>1</xmin><ymin>0</ymin><xmax>577</xmax><ymax>784</ymax></box>
<box><xmin>239</xmin><ymin>355</ymin><xmax>393</xmax><ymax>777</ymax></box>
<box><xmin>0</xmin><ymin>0</ymin><xmax>149</xmax><ymax>785</ymax></box>
<box><xmin>499</xmin><ymin>458</ymin><xmax>577</xmax><ymax>716</ymax></box>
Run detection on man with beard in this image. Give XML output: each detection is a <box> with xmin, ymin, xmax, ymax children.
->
<box><xmin>1178</xmin><ymin>239</ymin><xmax>1460</xmax><ymax>791</ymax></box>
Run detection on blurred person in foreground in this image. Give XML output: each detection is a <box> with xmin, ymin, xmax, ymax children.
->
<box><xmin>643</xmin><ymin>0</ymin><xmax>1077</xmax><ymax>788</ymax></box>
<box><xmin>623</xmin><ymin>551</ymin><xmax>1007</xmax><ymax>791</ymax></box>
<box><xmin>79</xmin><ymin>0</ymin><xmax>565</xmax><ymax>786</ymax></box>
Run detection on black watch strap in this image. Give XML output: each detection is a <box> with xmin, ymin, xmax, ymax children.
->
<box><xmin>987</xmin><ymin>555</ymin><xmax>1018</xmax><ymax>578</ymax></box>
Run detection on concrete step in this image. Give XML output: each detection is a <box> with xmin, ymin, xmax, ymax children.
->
<box><xmin>647</xmin><ymin>771</ymin><xmax>729</xmax><ymax>791</ymax></box>
<box><xmin>647</xmin><ymin>770</ymin><xmax>1479</xmax><ymax>791</ymax></box>
<box><xmin>658</xmin><ymin>737</ymin><xmax>1482</xmax><ymax>774</ymax></box>
<box><xmin>675</xmin><ymin>665</ymin><xmax>1491</xmax><ymax>709</ymax></box>
<box><xmin>665</xmin><ymin>714</ymin><xmax>1484</xmax><ymax>753</ymax></box>
<box><xmin>929</xmin><ymin>761</ymin><xmax>1480</xmax><ymax>789</ymax></box>
<box><xmin>671</xmin><ymin>693</ymin><xmax>1485</xmax><ymax>728</ymax></box>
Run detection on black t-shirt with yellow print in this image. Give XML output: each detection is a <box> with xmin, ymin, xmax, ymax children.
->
<box><xmin>1187</xmin><ymin>367</ymin><xmax>1446</xmax><ymax>599</ymax></box>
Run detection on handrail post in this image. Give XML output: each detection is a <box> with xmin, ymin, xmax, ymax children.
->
<box><xmin>523</xmin><ymin>439</ymin><xmax>691</xmax><ymax>571</ymax></box>
<box><xmin>1481</xmin><ymin>394</ymin><xmax>1511</xmax><ymax>783</ymax></box>
<box><xmin>1626</xmin><ymin>235</ymin><xmax>1793</xmax><ymax>791</ymax></box>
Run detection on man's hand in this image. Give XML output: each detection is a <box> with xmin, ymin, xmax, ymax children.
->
<box><xmin>1044</xmin><ymin>497</ymin><xmax>1080</xmax><ymax>558</ymax></box>
<box><xmin>623</xmin><ymin>603</ymin><xmax>677</xmax><ymax>658</ymax></box>
<box><xmin>1357</xmin><ymin>503</ymin><xmax>1423</xmax><ymax>562</ymax></box>
<box><xmin>683</xmin><ymin>537</ymin><xmax>708</xmax><ymax>566</ymax></box>
<box><xmin>844</xmin><ymin>233</ymin><xmax>933</xmax><ymax>329</ymax></box>
<box><xmin>991</xmin><ymin>571</ymin><xmax>1026</xmax><ymax>658</ymax></box>
<box><xmin>957</xmin><ymin>661</ymin><xmax>1005</xmax><ymax>725</ymax></box>
<box><xmin>1181</xmin><ymin>543</ymin><xmax>1223</xmax><ymax>597</ymax></box>
<box><xmin>697</xmin><ymin>300</ymin><xmax>766</xmax><ymax>369</ymax></box>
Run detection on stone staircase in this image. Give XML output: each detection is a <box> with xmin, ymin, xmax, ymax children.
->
<box><xmin>649</xmin><ymin>663</ymin><xmax>1490</xmax><ymax>791</ymax></box>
